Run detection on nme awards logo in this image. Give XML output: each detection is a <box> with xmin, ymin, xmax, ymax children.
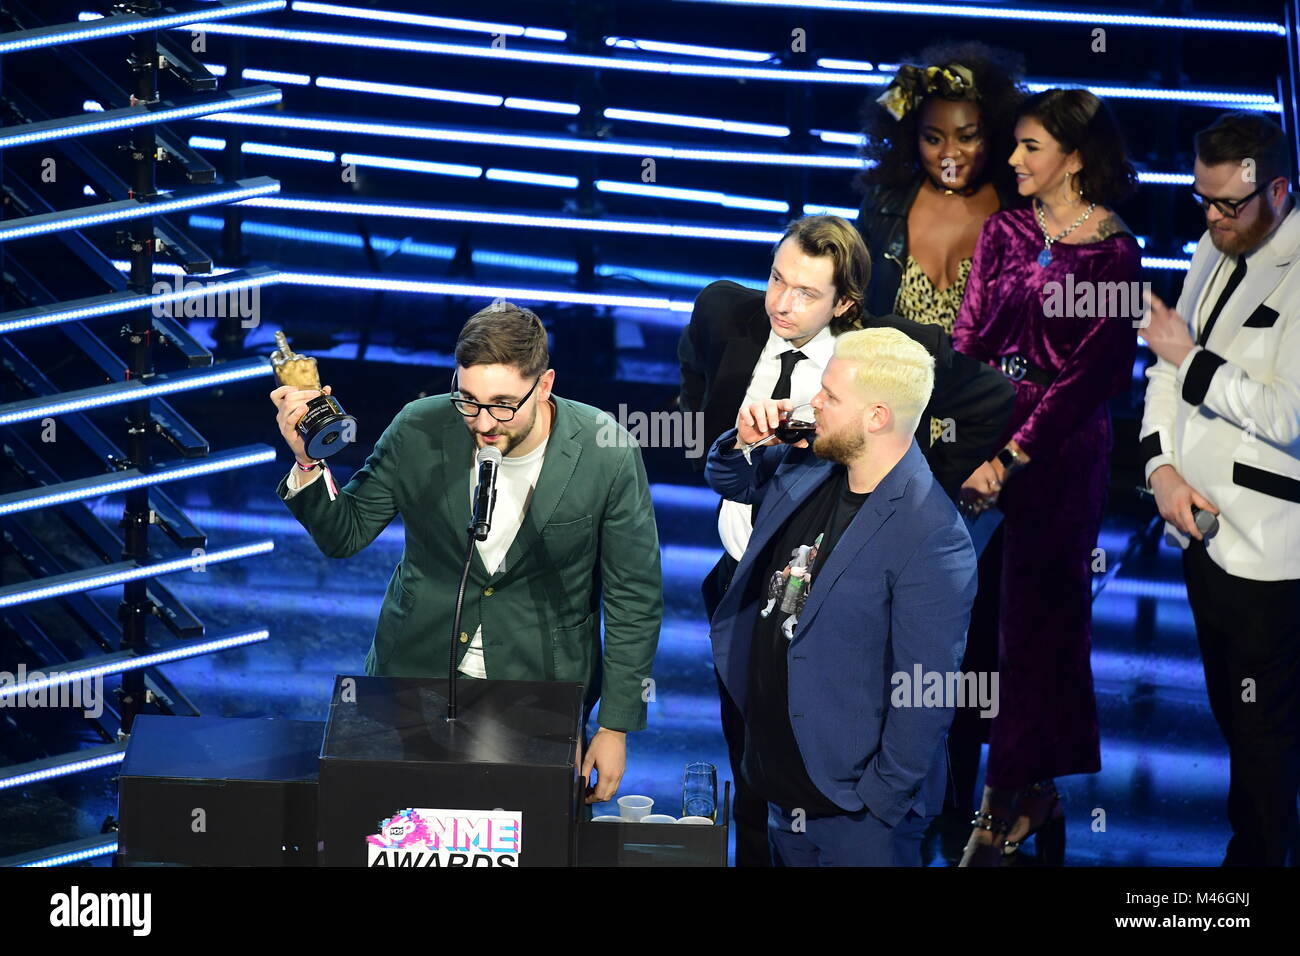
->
<box><xmin>366</xmin><ymin>808</ymin><xmax>522</xmax><ymax>867</ymax></box>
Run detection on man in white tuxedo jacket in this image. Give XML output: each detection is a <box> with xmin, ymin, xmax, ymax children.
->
<box><xmin>1139</xmin><ymin>112</ymin><xmax>1300</xmax><ymax>866</ymax></box>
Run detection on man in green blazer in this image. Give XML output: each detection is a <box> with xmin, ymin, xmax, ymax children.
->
<box><xmin>269</xmin><ymin>300</ymin><xmax>662</xmax><ymax>802</ymax></box>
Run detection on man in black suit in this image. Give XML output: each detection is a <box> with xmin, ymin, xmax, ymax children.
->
<box><xmin>677</xmin><ymin>214</ymin><xmax>1013</xmax><ymax>866</ymax></box>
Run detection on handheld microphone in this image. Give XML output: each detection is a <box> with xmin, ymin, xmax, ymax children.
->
<box><xmin>1191</xmin><ymin>505</ymin><xmax>1219</xmax><ymax>538</ymax></box>
<box><xmin>470</xmin><ymin>446</ymin><xmax>503</xmax><ymax>541</ymax></box>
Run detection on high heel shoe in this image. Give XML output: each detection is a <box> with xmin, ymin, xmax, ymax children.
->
<box><xmin>1001</xmin><ymin>781</ymin><xmax>1066</xmax><ymax>866</ymax></box>
<box><xmin>959</xmin><ymin>809</ymin><xmax>1013</xmax><ymax>867</ymax></box>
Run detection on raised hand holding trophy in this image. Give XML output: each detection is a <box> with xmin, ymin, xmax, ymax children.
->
<box><xmin>270</xmin><ymin>330</ymin><xmax>357</xmax><ymax>459</ymax></box>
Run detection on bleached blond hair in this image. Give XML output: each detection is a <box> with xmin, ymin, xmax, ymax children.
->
<box><xmin>832</xmin><ymin>327</ymin><xmax>935</xmax><ymax>435</ymax></box>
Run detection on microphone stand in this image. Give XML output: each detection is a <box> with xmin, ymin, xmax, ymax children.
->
<box><xmin>446</xmin><ymin>524</ymin><xmax>477</xmax><ymax>722</ymax></box>
<box><xmin>449</xmin><ymin>461</ymin><xmax>495</xmax><ymax>721</ymax></box>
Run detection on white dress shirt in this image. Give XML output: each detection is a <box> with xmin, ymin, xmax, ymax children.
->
<box><xmin>718</xmin><ymin>324</ymin><xmax>835</xmax><ymax>560</ymax></box>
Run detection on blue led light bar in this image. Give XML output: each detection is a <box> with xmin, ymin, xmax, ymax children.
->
<box><xmin>605</xmin><ymin>36</ymin><xmax>774</xmax><ymax>62</ymax></box>
<box><xmin>803</xmin><ymin>203</ymin><xmax>860</xmax><ymax>219</ymax></box>
<box><xmin>177</xmin><ymin>22</ymin><xmax>877</xmax><ymax>83</ymax></box>
<box><xmin>239</xmin><ymin>196</ymin><xmax>784</xmax><ymax>242</ymax></box>
<box><xmin>0</xmin><ymin>629</ymin><xmax>270</xmax><ymax>701</ymax></box>
<box><xmin>243</xmin><ymin>67</ymin><xmax>312</xmax><ymax>85</ymax></box>
<box><xmin>243</xmin><ymin>142</ymin><xmax>336</xmax><ymax>162</ymax></box>
<box><xmin>109</xmin><ymin>261</ymin><xmax>236</xmax><ymax>277</ymax></box>
<box><xmin>674</xmin><ymin>0</ymin><xmax>1285</xmax><ymax>34</ymax></box>
<box><xmin>199</xmin><ymin>112</ymin><xmax>861</xmax><ymax>168</ymax></box>
<box><xmin>187</xmin><ymin>135</ymin><xmax>336</xmax><ymax>162</ymax></box>
<box><xmin>504</xmin><ymin>97</ymin><xmax>581</xmax><ymax>115</ymax></box>
<box><xmin>1139</xmin><ymin>172</ymin><xmax>1197</xmax><ymax>185</ymax></box>
<box><xmin>604</xmin><ymin>107</ymin><xmax>788</xmax><ymax>137</ymax></box>
<box><xmin>315</xmin><ymin>75</ymin><xmax>502</xmax><ymax>106</ymax></box>
<box><xmin>341</xmin><ymin>152</ymin><xmax>481</xmax><ymax>176</ymax></box>
<box><xmin>817</xmin><ymin>57</ymin><xmax>875</xmax><ymax>71</ymax></box>
<box><xmin>0</xmin><ymin>1</ymin><xmax>287</xmax><ymax>55</ymax></box>
<box><xmin>0</xmin><ymin>749</ymin><xmax>126</xmax><ymax>793</ymax></box>
<box><xmin>291</xmin><ymin>2</ymin><xmax>567</xmax><ymax>41</ymax></box>
<box><xmin>0</xmin><ymin>359</ymin><xmax>272</xmax><ymax>426</ymax></box>
<box><xmin>814</xmin><ymin>129</ymin><xmax>867</xmax><ymax>146</ymax></box>
<box><xmin>0</xmin><ymin>86</ymin><xmax>283</xmax><ymax>151</ymax></box>
<box><xmin>0</xmin><ymin>177</ymin><xmax>280</xmax><ymax>244</ymax></box>
<box><xmin>0</xmin><ymin>266</ymin><xmax>274</xmax><ymax>333</ymax></box>
<box><xmin>0</xmin><ymin>447</ymin><xmax>278</xmax><ymax>518</ymax></box>
<box><xmin>485</xmin><ymin>168</ymin><xmax>578</xmax><ymax>188</ymax></box>
<box><xmin>18</xmin><ymin>840</ymin><xmax>120</xmax><ymax>868</ymax></box>
<box><xmin>1021</xmin><ymin>82</ymin><xmax>1279</xmax><ymax>111</ymax></box>
<box><xmin>597</xmin><ymin>180</ymin><xmax>788</xmax><ymax>213</ymax></box>
<box><xmin>0</xmin><ymin>541</ymin><xmax>275</xmax><ymax>610</ymax></box>
<box><xmin>1142</xmin><ymin>257</ymin><xmax>1192</xmax><ymax>272</ymax></box>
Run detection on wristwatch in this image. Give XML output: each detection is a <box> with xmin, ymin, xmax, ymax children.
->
<box><xmin>996</xmin><ymin>445</ymin><xmax>1023</xmax><ymax>472</ymax></box>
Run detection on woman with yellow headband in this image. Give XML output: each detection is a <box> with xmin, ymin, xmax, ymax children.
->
<box><xmin>854</xmin><ymin>41</ymin><xmax>1027</xmax><ymax>865</ymax></box>
<box><xmin>856</xmin><ymin>42</ymin><xmax>1027</xmax><ymax>336</ymax></box>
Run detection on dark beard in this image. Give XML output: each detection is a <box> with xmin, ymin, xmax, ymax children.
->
<box><xmin>478</xmin><ymin>403</ymin><xmax>537</xmax><ymax>457</ymax></box>
<box><xmin>812</xmin><ymin>425</ymin><xmax>865</xmax><ymax>465</ymax></box>
<box><xmin>1209</xmin><ymin>201</ymin><xmax>1277</xmax><ymax>255</ymax></box>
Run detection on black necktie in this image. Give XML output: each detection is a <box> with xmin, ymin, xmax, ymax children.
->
<box><xmin>1198</xmin><ymin>255</ymin><xmax>1247</xmax><ymax>346</ymax></box>
<box><xmin>770</xmin><ymin>350</ymin><xmax>807</xmax><ymax>400</ymax></box>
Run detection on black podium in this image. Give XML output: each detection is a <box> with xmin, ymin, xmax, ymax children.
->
<box><xmin>317</xmin><ymin>675</ymin><xmax>585</xmax><ymax>867</ymax></box>
<box><xmin>117</xmin><ymin>679</ymin><xmax>730</xmax><ymax>866</ymax></box>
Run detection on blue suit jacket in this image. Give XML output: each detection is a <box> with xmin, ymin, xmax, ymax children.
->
<box><xmin>705</xmin><ymin>429</ymin><xmax>977</xmax><ymax>826</ymax></box>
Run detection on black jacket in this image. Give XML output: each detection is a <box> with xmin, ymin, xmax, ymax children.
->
<box><xmin>676</xmin><ymin>280</ymin><xmax>1014</xmax><ymax>500</ymax></box>
<box><xmin>855</xmin><ymin>176</ymin><xmax>1023</xmax><ymax>319</ymax></box>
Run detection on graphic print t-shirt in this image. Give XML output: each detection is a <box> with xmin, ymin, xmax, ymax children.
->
<box><xmin>742</xmin><ymin>464</ymin><xmax>870</xmax><ymax>816</ymax></box>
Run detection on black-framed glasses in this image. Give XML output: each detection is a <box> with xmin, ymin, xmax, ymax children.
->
<box><xmin>1190</xmin><ymin>182</ymin><xmax>1268</xmax><ymax>219</ymax></box>
<box><xmin>449</xmin><ymin>370</ymin><xmax>541</xmax><ymax>422</ymax></box>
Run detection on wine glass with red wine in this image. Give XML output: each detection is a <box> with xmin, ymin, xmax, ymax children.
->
<box><xmin>740</xmin><ymin>403</ymin><xmax>817</xmax><ymax>455</ymax></box>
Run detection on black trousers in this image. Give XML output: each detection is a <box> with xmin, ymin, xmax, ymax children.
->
<box><xmin>1183</xmin><ymin>539</ymin><xmax>1300</xmax><ymax>866</ymax></box>
<box><xmin>703</xmin><ymin>550</ymin><xmax>772</xmax><ymax>867</ymax></box>
<box><xmin>942</xmin><ymin>523</ymin><xmax>1003</xmax><ymax>817</ymax></box>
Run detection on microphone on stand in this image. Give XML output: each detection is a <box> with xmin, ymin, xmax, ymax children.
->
<box><xmin>470</xmin><ymin>446</ymin><xmax>502</xmax><ymax>540</ymax></box>
<box><xmin>449</xmin><ymin>445</ymin><xmax>503</xmax><ymax>721</ymax></box>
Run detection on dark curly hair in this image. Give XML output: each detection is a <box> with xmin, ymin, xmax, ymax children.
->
<box><xmin>856</xmin><ymin>40</ymin><xmax>1027</xmax><ymax>196</ymax></box>
<box><xmin>1017</xmin><ymin>89</ymin><xmax>1138</xmax><ymax>206</ymax></box>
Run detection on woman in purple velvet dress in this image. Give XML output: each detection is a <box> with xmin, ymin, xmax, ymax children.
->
<box><xmin>951</xmin><ymin>89</ymin><xmax>1141</xmax><ymax>866</ymax></box>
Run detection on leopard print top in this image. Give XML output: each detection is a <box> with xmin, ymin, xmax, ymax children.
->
<box><xmin>893</xmin><ymin>254</ymin><xmax>973</xmax><ymax>335</ymax></box>
<box><xmin>893</xmin><ymin>255</ymin><xmax>974</xmax><ymax>446</ymax></box>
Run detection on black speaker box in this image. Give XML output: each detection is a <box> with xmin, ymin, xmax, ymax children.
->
<box><xmin>117</xmin><ymin>714</ymin><xmax>323</xmax><ymax>866</ymax></box>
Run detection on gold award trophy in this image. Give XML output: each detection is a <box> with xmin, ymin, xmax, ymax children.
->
<box><xmin>270</xmin><ymin>330</ymin><xmax>357</xmax><ymax>459</ymax></box>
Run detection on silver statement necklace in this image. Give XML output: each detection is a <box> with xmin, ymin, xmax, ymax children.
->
<box><xmin>1035</xmin><ymin>198</ymin><xmax>1096</xmax><ymax>267</ymax></box>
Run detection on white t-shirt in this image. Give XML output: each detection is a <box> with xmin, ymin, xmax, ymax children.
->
<box><xmin>284</xmin><ymin>431</ymin><xmax>550</xmax><ymax>679</ymax></box>
<box><xmin>459</xmin><ymin>434</ymin><xmax>548</xmax><ymax>677</ymax></box>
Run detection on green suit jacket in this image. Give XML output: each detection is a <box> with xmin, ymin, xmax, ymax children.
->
<box><xmin>277</xmin><ymin>394</ymin><xmax>663</xmax><ymax>731</ymax></box>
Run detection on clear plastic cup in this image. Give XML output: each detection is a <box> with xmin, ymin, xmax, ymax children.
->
<box><xmin>617</xmin><ymin>795</ymin><xmax>653</xmax><ymax>821</ymax></box>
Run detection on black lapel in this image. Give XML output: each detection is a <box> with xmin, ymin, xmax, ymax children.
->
<box><xmin>493</xmin><ymin>397</ymin><xmax>582</xmax><ymax>584</ymax></box>
<box><xmin>704</xmin><ymin>290</ymin><xmax>770</xmax><ymax>442</ymax></box>
<box><xmin>439</xmin><ymin>414</ymin><xmax>490</xmax><ymax>580</ymax></box>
